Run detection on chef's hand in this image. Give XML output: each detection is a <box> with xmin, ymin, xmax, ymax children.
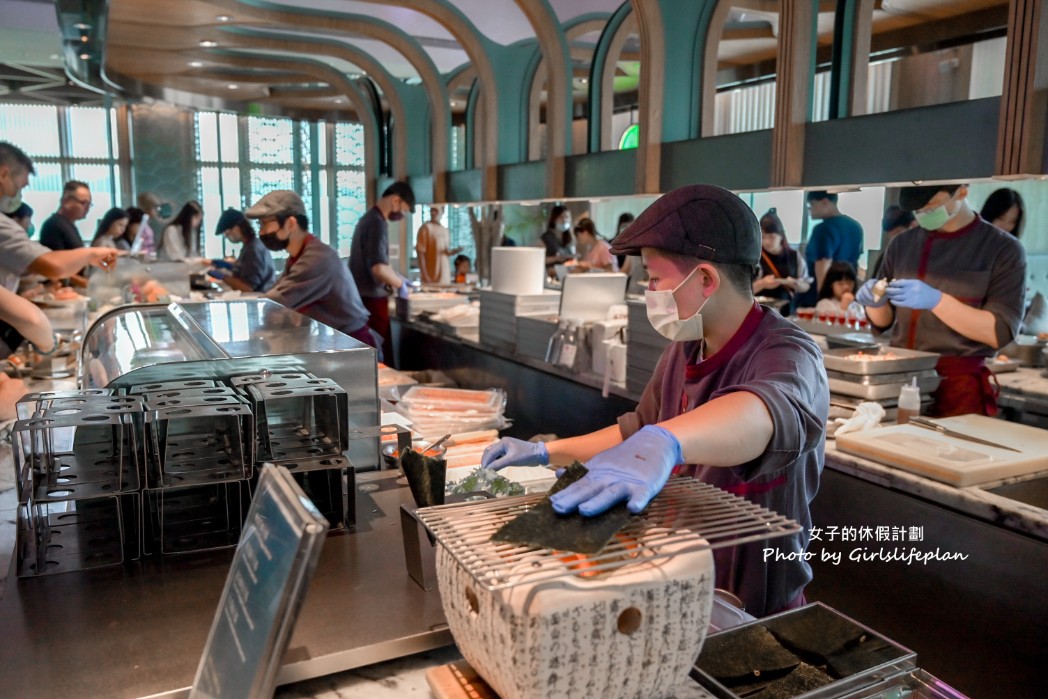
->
<box><xmin>855</xmin><ymin>279</ymin><xmax>889</xmax><ymax>308</ymax></box>
<box><xmin>481</xmin><ymin>437</ymin><xmax>549</xmax><ymax>470</ymax></box>
<box><xmin>397</xmin><ymin>280</ymin><xmax>412</xmax><ymax>300</ymax></box>
<box><xmin>886</xmin><ymin>279</ymin><xmax>942</xmax><ymax>310</ymax></box>
<box><xmin>549</xmin><ymin>425</ymin><xmax>682</xmax><ymax>517</ymax></box>
<box><xmin>211</xmin><ymin>258</ymin><xmax>234</xmax><ymax>270</ymax></box>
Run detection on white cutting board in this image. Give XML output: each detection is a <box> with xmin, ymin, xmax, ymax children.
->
<box><xmin>835</xmin><ymin>414</ymin><xmax>1048</xmax><ymax>487</ymax></box>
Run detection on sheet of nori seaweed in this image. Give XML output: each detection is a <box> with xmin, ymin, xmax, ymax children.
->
<box><xmin>827</xmin><ymin>641</ymin><xmax>906</xmax><ymax>678</ymax></box>
<box><xmin>696</xmin><ymin>624</ymin><xmax>801</xmax><ymax>680</ymax></box>
<box><xmin>489</xmin><ymin>462</ymin><xmax>632</xmax><ymax>554</ymax></box>
<box><xmin>757</xmin><ymin>662</ymin><xmax>834</xmax><ymax>698</ymax></box>
<box><xmin>765</xmin><ymin>604</ymin><xmax>867</xmax><ymax>660</ymax></box>
<box><xmin>401</xmin><ymin>449</ymin><xmax>447</xmax><ymax>507</ymax></box>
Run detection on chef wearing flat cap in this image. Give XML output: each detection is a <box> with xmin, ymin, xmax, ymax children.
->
<box><xmin>483</xmin><ymin>184</ymin><xmax>829</xmax><ymax>617</ymax></box>
<box><xmin>855</xmin><ymin>184</ymin><xmax>1025</xmax><ymax>417</ymax></box>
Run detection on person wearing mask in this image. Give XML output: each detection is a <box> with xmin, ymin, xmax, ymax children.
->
<box><xmin>979</xmin><ymin>187</ymin><xmax>1025</xmax><ymax>238</ymax></box>
<box><xmin>349</xmin><ymin>181</ymin><xmax>416</xmax><ymax>365</ymax></box>
<box><xmin>482</xmin><ymin>184</ymin><xmax>828</xmax><ymax>617</ymax></box>
<box><xmin>814</xmin><ymin>262</ymin><xmax>862</xmax><ymax>318</ymax></box>
<box><xmin>7</xmin><ymin>201</ymin><xmax>33</xmax><ymax>234</ymax></box>
<box><xmin>453</xmin><ymin>254</ymin><xmax>472</xmax><ymax>283</ymax></box>
<box><xmin>247</xmin><ymin>190</ymin><xmax>378</xmax><ymax>352</ymax></box>
<box><xmin>159</xmin><ymin>201</ymin><xmax>202</xmax><ymax>262</ymax></box>
<box><xmin>540</xmin><ymin>205</ymin><xmax>574</xmax><ymax>276</ymax></box>
<box><xmin>752</xmin><ymin>208</ymin><xmax>810</xmax><ymax>313</ymax></box>
<box><xmin>415</xmin><ymin>205</ymin><xmax>461</xmax><ymax>285</ymax></box>
<box><xmin>0</xmin><ymin>142</ymin><xmax>120</xmax><ymax>295</ymax></box>
<box><xmin>91</xmin><ymin>207</ymin><xmax>132</xmax><ymax>251</ymax></box>
<box><xmin>135</xmin><ymin>192</ymin><xmax>162</xmax><ymax>255</ymax></box>
<box><xmin>571</xmin><ymin>218</ymin><xmax>618</xmax><ymax>272</ymax></box>
<box><xmin>798</xmin><ymin>191</ymin><xmax>864</xmax><ymax>307</ymax></box>
<box><xmin>856</xmin><ymin>184</ymin><xmax>1025</xmax><ymax>417</ymax></box>
<box><xmin>869</xmin><ymin>205</ymin><xmax>917</xmax><ymax>280</ymax></box>
<box><xmin>209</xmin><ymin>207</ymin><xmax>275</xmax><ymax>292</ymax></box>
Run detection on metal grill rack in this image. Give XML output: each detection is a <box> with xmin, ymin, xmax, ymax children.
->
<box><xmin>417</xmin><ymin>477</ymin><xmax>802</xmax><ymax>592</ymax></box>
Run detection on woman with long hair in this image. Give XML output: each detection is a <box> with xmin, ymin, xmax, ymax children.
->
<box><xmin>540</xmin><ymin>204</ymin><xmax>573</xmax><ymax>275</ymax></box>
<box><xmin>91</xmin><ymin>207</ymin><xmax>131</xmax><ymax>251</ymax></box>
<box><xmin>159</xmin><ymin>201</ymin><xmax>202</xmax><ymax>261</ymax></box>
<box><xmin>980</xmin><ymin>187</ymin><xmax>1025</xmax><ymax>238</ymax></box>
<box><xmin>752</xmin><ymin>208</ymin><xmax>810</xmax><ymax>312</ymax></box>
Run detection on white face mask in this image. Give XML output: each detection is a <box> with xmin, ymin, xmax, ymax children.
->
<box><xmin>645</xmin><ymin>265</ymin><xmax>709</xmax><ymax>342</ymax></box>
<box><xmin>557</xmin><ymin>220</ymin><xmax>571</xmax><ymax>233</ymax></box>
<box><xmin>0</xmin><ymin>192</ymin><xmax>22</xmax><ymax>215</ymax></box>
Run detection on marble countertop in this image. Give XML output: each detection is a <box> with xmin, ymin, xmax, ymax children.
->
<box><xmin>824</xmin><ymin>440</ymin><xmax>1048</xmax><ymax>542</ymax></box>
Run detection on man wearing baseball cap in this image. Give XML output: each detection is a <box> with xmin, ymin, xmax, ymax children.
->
<box><xmin>245</xmin><ymin>190</ymin><xmax>380</xmax><ymax>353</ymax></box>
<box><xmin>855</xmin><ymin>184</ymin><xmax>1025</xmax><ymax>416</ymax></box>
<box><xmin>208</xmin><ymin>207</ymin><xmax>275</xmax><ymax>292</ymax></box>
<box><xmin>482</xmin><ymin>184</ymin><xmax>829</xmax><ymax>617</ymax></box>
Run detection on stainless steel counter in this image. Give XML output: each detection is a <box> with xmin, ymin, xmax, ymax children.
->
<box><xmin>0</xmin><ymin>470</ymin><xmax>452</xmax><ymax>698</ymax></box>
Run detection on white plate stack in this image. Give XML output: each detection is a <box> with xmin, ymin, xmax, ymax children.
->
<box><xmin>479</xmin><ymin>289</ymin><xmax>561</xmax><ymax>352</ymax></box>
<box><xmin>627</xmin><ymin>298</ymin><xmax>670</xmax><ymax>394</ymax></box>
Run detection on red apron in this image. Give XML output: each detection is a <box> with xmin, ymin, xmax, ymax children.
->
<box><xmin>929</xmin><ymin>355</ymin><xmax>998</xmax><ymax>418</ymax></box>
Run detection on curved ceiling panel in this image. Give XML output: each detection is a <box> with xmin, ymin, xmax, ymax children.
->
<box><xmin>549</xmin><ymin>0</ymin><xmax>623</xmax><ymax>23</ymax></box>
<box><xmin>270</xmin><ymin>0</ymin><xmax>455</xmax><ymax>41</ymax></box>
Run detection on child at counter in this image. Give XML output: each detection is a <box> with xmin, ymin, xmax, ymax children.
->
<box><xmin>815</xmin><ymin>261</ymin><xmax>863</xmax><ymax>320</ymax></box>
<box><xmin>453</xmin><ymin>254</ymin><xmax>471</xmax><ymax>283</ymax></box>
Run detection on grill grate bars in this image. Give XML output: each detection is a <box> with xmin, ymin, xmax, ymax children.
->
<box><xmin>417</xmin><ymin>477</ymin><xmax>802</xmax><ymax>592</ymax></box>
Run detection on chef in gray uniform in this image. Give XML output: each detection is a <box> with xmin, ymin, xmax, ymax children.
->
<box><xmin>483</xmin><ymin>184</ymin><xmax>829</xmax><ymax>617</ymax></box>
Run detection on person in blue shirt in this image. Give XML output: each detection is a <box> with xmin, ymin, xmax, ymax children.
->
<box><xmin>798</xmin><ymin>191</ymin><xmax>864</xmax><ymax>307</ymax></box>
<box><xmin>209</xmin><ymin>208</ymin><xmax>276</xmax><ymax>293</ymax></box>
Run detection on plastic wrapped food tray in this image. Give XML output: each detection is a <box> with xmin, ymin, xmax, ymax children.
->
<box><xmin>822</xmin><ymin>346</ymin><xmax>940</xmax><ymax>375</ymax></box>
<box><xmin>397</xmin><ymin>386</ymin><xmax>506</xmax><ymax>415</ymax></box>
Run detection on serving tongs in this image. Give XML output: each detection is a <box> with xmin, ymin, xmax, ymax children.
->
<box><xmin>908</xmin><ymin>416</ymin><xmax>1022</xmax><ymax>453</ymax></box>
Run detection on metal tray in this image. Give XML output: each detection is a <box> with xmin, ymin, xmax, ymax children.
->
<box><xmin>823</xmin><ymin>346</ymin><xmax>940</xmax><ymax>376</ymax></box>
<box><xmin>692</xmin><ymin>602</ymin><xmax>918</xmax><ymax>699</ymax></box>
<box><xmin>829</xmin><ymin>371</ymin><xmax>941</xmax><ymax>400</ymax></box>
<box><xmin>826</xmin><ymin>368</ymin><xmax>940</xmax><ymax>386</ymax></box>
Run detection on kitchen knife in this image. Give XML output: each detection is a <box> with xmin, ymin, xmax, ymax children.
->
<box><xmin>908</xmin><ymin>417</ymin><xmax>1022</xmax><ymax>453</ymax></box>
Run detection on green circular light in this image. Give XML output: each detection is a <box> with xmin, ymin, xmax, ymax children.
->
<box><xmin>618</xmin><ymin>124</ymin><xmax>639</xmax><ymax>150</ymax></box>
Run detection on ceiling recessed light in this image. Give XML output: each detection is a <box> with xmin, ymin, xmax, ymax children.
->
<box><xmin>74</xmin><ymin>22</ymin><xmax>91</xmax><ymax>31</ymax></box>
<box><xmin>79</xmin><ymin>52</ymin><xmax>91</xmax><ymax>60</ymax></box>
<box><xmin>188</xmin><ymin>61</ymin><xmax>204</xmax><ymax>68</ymax></box>
<box><xmin>334</xmin><ymin>98</ymin><xmax>344</xmax><ymax>104</ymax></box>
<box><xmin>227</xmin><ymin>83</ymin><xmax>239</xmax><ymax>90</ymax></box>
<box><xmin>199</xmin><ymin>40</ymin><xmax>218</xmax><ymax>48</ymax></box>
<box><xmin>80</xmin><ymin>35</ymin><xmax>89</xmax><ymax>43</ymax></box>
<box><xmin>579</xmin><ymin>77</ymin><xmax>588</xmax><ymax>84</ymax></box>
<box><xmin>216</xmin><ymin>15</ymin><xmax>232</xmax><ymax>22</ymax></box>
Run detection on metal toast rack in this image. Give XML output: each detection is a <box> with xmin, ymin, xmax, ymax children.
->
<box><xmin>12</xmin><ymin>371</ymin><xmax>372</xmax><ymax>577</ymax></box>
<box><xmin>416</xmin><ymin>477</ymin><xmax>802</xmax><ymax>592</ymax></box>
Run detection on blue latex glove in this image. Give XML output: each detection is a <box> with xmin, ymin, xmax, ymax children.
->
<box><xmin>208</xmin><ymin>268</ymin><xmax>229</xmax><ymax>280</ymax></box>
<box><xmin>549</xmin><ymin>425</ymin><xmax>683</xmax><ymax>516</ymax></box>
<box><xmin>210</xmin><ymin>258</ymin><xmax>234</xmax><ymax>270</ymax></box>
<box><xmin>482</xmin><ymin>438</ymin><xmax>549</xmax><ymax>471</ymax></box>
<box><xmin>397</xmin><ymin>280</ymin><xmax>412</xmax><ymax>300</ymax></box>
<box><xmin>855</xmin><ymin>278</ymin><xmax>889</xmax><ymax>308</ymax></box>
<box><xmin>886</xmin><ymin>279</ymin><xmax>942</xmax><ymax>310</ymax></box>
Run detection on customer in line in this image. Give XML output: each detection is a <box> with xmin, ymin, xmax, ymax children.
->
<box><xmin>571</xmin><ymin>218</ymin><xmax>617</xmax><ymax>272</ymax></box>
<box><xmin>39</xmin><ymin>180</ymin><xmax>94</xmax><ymax>286</ymax></box>
<box><xmin>349</xmin><ymin>181</ymin><xmax>416</xmax><ymax>364</ymax></box>
<box><xmin>91</xmin><ymin>207</ymin><xmax>132</xmax><ymax>251</ymax></box>
<box><xmin>752</xmin><ymin>207</ymin><xmax>810</xmax><ymax>313</ymax></box>
<box><xmin>209</xmin><ymin>207</ymin><xmax>275</xmax><ymax>292</ymax></box>
<box><xmin>483</xmin><ymin>184</ymin><xmax>828</xmax><ymax>617</ymax></box>
<box><xmin>135</xmin><ymin>192</ymin><xmax>162</xmax><ymax>254</ymax></box>
<box><xmin>158</xmin><ymin>201</ymin><xmax>202</xmax><ymax>261</ymax></box>
<box><xmin>248</xmin><ymin>190</ymin><xmax>379</xmax><ymax>352</ymax></box>
<box><xmin>0</xmin><ymin>142</ymin><xmax>121</xmax><ymax>295</ymax></box>
<box><xmin>797</xmin><ymin>190</ymin><xmax>864</xmax><ymax>306</ymax></box>
<box><xmin>856</xmin><ymin>183</ymin><xmax>1025</xmax><ymax>417</ymax></box>
<box><xmin>540</xmin><ymin>205</ymin><xmax>573</xmax><ymax>277</ymax></box>
<box><xmin>979</xmin><ymin>187</ymin><xmax>1025</xmax><ymax>238</ymax></box>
